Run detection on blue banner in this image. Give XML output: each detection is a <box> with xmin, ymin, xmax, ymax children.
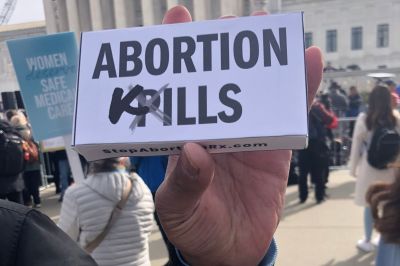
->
<box><xmin>7</xmin><ymin>32</ymin><xmax>78</xmax><ymax>140</ymax></box>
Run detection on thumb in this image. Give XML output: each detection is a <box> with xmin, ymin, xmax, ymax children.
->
<box><xmin>156</xmin><ymin>143</ymin><xmax>215</xmax><ymax>219</ymax></box>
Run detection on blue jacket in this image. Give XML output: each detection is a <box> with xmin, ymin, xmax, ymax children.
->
<box><xmin>130</xmin><ymin>156</ymin><xmax>168</xmax><ymax>192</ymax></box>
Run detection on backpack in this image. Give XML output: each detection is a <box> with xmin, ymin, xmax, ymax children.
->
<box><xmin>367</xmin><ymin>127</ymin><xmax>400</xmax><ymax>169</ymax></box>
<box><xmin>0</xmin><ymin>129</ymin><xmax>25</xmax><ymax>176</ymax></box>
<box><xmin>25</xmin><ymin>140</ymin><xmax>39</xmax><ymax>163</ymax></box>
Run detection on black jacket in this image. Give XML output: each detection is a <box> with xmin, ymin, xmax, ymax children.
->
<box><xmin>0</xmin><ymin>200</ymin><xmax>97</xmax><ymax>266</ymax></box>
<box><xmin>0</xmin><ymin>120</ymin><xmax>24</xmax><ymax>195</ymax></box>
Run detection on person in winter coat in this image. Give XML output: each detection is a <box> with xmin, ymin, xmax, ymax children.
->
<box><xmin>10</xmin><ymin>115</ymin><xmax>42</xmax><ymax>208</ymax></box>
<box><xmin>366</xmin><ymin>173</ymin><xmax>400</xmax><ymax>266</ymax></box>
<box><xmin>58</xmin><ymin>157</ymin><xmax>154</xmax><ymax>266</ymax></box>
<box><xmin>298</xmin><ymin>97</ymin><xmax>336</xmax><ymax>204</ymax></box>
<box><xmin>0</xmin><ymin>119</ymin><xmax>25</xmax><ymax>204</ymax></box>
<box><xmin>349</xmin><ymin>85</ymin><xmax>400</xmax><ymax>252</ymax></box>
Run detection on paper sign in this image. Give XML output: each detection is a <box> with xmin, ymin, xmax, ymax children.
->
<box><xmin>7</xmin><ymin>32</ymin><xmax>78</xmax><ymax>140</ymax></box>
<box><xmin>40</xmin><ymin>136</ymin><xmax>65</xmax><ymax>152</ymax></box>
<box><xmin>74</xmin><ymin>13</ymin><xmax>307</xmax><ymax>160</ymax></box>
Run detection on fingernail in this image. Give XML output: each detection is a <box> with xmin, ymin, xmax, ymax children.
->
<box><xmin>180</xmin><ymin>145</ymin><xmax>199</xmax><ymax>178</ymax></box>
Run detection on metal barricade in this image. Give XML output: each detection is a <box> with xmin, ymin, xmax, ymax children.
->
<box><xmin>329</xmin><ymin>116</ymin><xmax>357</xmax><ymax>169</ymax></box>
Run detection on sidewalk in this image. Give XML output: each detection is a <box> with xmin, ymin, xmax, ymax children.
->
<box><xmin>275</xmin><ymin>169</ymin><xmax>375</xmax><ymax>266</ymax></box>
<box><xmin>39</xmin><ymin>169</ymin><xmax>375</xmax><ymax>266</ymax></box>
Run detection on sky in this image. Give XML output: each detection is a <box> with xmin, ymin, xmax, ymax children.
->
<box><xmin>0</xmin><ymin>0</ymin><xmax>45</xmax><ymax>25</ymax></box>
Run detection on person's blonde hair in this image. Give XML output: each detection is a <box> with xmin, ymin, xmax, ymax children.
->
<box><xmin>10</xmin><ymin>115</ymin><xmax>31</xmax><ymax>140</ymax></box>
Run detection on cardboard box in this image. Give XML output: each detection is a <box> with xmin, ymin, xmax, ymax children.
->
<box><xmin>73</xmin><ymin>12</ymin><xmax>308</xmax><ymax>161</ymax></box>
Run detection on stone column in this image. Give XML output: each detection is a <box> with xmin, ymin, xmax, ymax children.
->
<box><xmin>42</xmin><ymin>0</ymin><xmax>59</xmax><ymax>33</ymax></box>
<box><xmin>77</xmin><ymin>0</ymin><xmax>92</xmax><ymax>31</ymax></box>
<box><xmin>142</xmin><ymin>0</ymin><xmax>165</xmax><ymax>25</ymax></box>
<box><xmin>114</xmin><ymin>0</ymin><xmax>142</xmax><ymax>28</ymax></box>
<box><xmin>220</xmin><ymin>0</ymin><xmax>241</xmax><ymax>16</ymax></box>
<box><xmin>100</xmin><ymin>0</ymin><xmax>115</xmax><ymax>29</ymax></box>
<box><xmin>89</xmin><ymin>0</ymin><xmax>103</xmax><ymax>30</ymax></box>
<box><xmin>65</xmin><ymin>0</ymin><xmax>80</xmax><ymax>32</ymax></box>
<box><xmin>141</xmin><ymin>0</ymin><xmax>156</xmax><ymax>25</ymax></box>
<box><xmin>167</xmin><ymin>0</ymin><xmax>179</xmax><ymax>9</ymax></box>
<box><xmin>268</xmin><ymin>0</ymin><xmax>281</xmax><ymax>13</ymax></box>
<box><xmin>193</xmin><ymin>0</ymin><xmax>208</xmax><ymax>20</ymax></box>
<box><xmin>43</xmin><ymin>0</ymin><xmax>69</xmax><ymax>33</ymax></box>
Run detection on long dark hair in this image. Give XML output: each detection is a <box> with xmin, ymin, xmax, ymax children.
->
<box><xmin>366</xmin><ymin>85</ymin><xmax>396</xmax><ymax>130</ymax></box>
<box><xmin>367</xmin><ymin>173</ymin><xmax>400</xmax><ymax>244</ymax></box>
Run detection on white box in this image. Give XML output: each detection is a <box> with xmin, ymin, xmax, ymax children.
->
<box><xmin>73</xmin><ymin>12</ymin><xmax>308</xmax><ymax>161</ymax></box>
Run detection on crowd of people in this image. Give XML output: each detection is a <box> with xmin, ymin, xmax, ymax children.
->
<box><xmin>0</xmin><ymin>110</ymin><xmax>42</xmax><ymax>208</ymax></box>
<box><xmin>0</xmin><ymin>5</ymin><xmax>400</xmax><ymax>266</ymax></box>
<box><xmin>294</xmin><ymin>79</ymin><xmax>400</xmax><ymax>265</ymax></box>
<box><xmin>349</xmin><ymin>84</ymin><xmax>400</xmax><ymax>265</ymax></box>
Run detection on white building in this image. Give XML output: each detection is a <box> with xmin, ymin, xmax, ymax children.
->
<box><xmin>282</xmin><ymin>0</ymin><xmax>400</xmax><ymax>71</ymax></box>
<box><xmin>41</xmin><ymin>0</ymin><xmax>400</xmax><ymax>72</ymax></box>
<box><xmin>1</xmin><ymin>0</ymin><xmax>400</xmax><ymax>97</ymax></box>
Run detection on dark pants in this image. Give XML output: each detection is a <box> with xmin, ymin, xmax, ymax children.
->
<box><xmin>152</xmin><ymin>192</ymin><xmax>175</xmax><ymax>264</ymax></box>
<box><xmin>23</xmin><ymin>171</ymin><xmax>42</xmax><ymax>205</ymax></box>
<box><xmin>0</xmin><ymin>191</ymin><xmax>23</xmax><ymax>204</ymax></box>
<box><xmin>298</xmin><ymin>140</ymin><xmax>329</xmax><ymax>202</ymax></box>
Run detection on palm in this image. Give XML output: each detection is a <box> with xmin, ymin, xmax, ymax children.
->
<box><xmin>156</xmin><ymin>6</ymin><xmax>323</xmax><ymax>266</ymax></box>
<box><xmin>158</xmin><ymin>150</ymin><xmax>291</xmax><ymax>265</ymax></box>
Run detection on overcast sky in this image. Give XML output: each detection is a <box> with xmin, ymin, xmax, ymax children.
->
<box><xmin>1</xmin><ymin>0</ymin><xmax>45</xmax><ymax>25</ymax></box>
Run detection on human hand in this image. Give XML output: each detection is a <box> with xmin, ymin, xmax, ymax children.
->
<box><xmin>156</xmin><ymin>6</ymin><xmax>323</xmax><ymax>266</ymax></box>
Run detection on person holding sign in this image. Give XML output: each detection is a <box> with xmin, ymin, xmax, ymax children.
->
<box><xmin>153</xmin><ymin>6</ymin><xmax>324</xmax><ymax>266</ymax></box>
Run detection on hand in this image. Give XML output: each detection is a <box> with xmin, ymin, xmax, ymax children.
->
<box><xmin>156</xmin><ymin>6</ymin><xmax>323</xmax><ymax>266</ymax></box>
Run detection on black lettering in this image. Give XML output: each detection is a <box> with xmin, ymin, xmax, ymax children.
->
<box><xmin>173</xmin><ymin>37</ymin><xmax>196</xmax><ymax>73</ymax></box>
<box><xmin>103</xmin><ymin>149</ymin><xmax>111</xmax><ymax>153</ymax></box>
<box><xmin>254</xmin><ymin>143</ymin><xmax>268</xmax><ymax>147</ymax></box>
<box><xmin>145</xmin><ymin>38</ymin><xmax>169</xmax><ymax>75</ymax></box>
<box><xmin>160</xmin><ymin>147</ymin><xmax>168</xmax><ymax>151</ymax></box>
<box><xmin>263</xmin><ymin>28</ymin><xmax>288</xmax><ymax>66</ymax></box>
<box><xmin>128</xmin><ymin>149</ymin><xmax>137</xmax><ymax>153</ymax></box>
<box><xmin>219</xmin><ymin>145</ymin><xmax>227</xmax><ymax>148</ymax></box>
<box><xmin>163</xmin><ymin>88</ymin><xmax>172</xmax><ymax>126</ymax></box>
<box><xmin>234</xmin><ymin>30</ymin><xmax>259</xmax><ymax>69</ymax></box>
<box><xmin>140</xmin><ymin>148</ymin><xmax>149</xmax><ymax>152</ymax></box>
<box><xmin>150</xmin><ymin>148</ymin><xmax>159</xmax><ymax>152</ymax></box>
<box><xmin>198</xmin><ymin>85</ymin><xmax>218</xmax><ymax>124</ymax></box>
<box><xmin>220</xmin><ymin>33</ymin><xmax>230</xmax><ymax>70</ymax></box>
<box><xmin>244</xmin><ymin>144</ymin><xmax>251</xmax><ymax>147</ymax></box>
<box><xmin>92</xmin><ymin>43</ymin><xmax>117</xmax><ymax>79</ymax></box>
<box><xmin>120</xmin><ymin>149</ymin><xmax>127</xmax><ymax>152</ymax></box>
<box><xmin>119</xmin><ymin>41</ymin><xmax>142</xmax><ymax>77</ymax></box>
<box><xmin>137</xmin><ymin>89</ymin><xmax>161</xmax><ymax>127</ymax></box>
<box><xmin>197</xmin><ymin>34</ymin><xmax>218</xmax><ymax>71</ymax></box>
<box><xmin>177</xmin><ymin>87</ymin><xmax>196</xmax><ymax>125</ymax></box>
<box><xmin>209</xmin><ymin>145</ymin><xmax>217</xmax><ymax>149</ymax></box>
<box><xmin>108</xmin><ymin>85</ymin><xmax>149</xmax><ymax>124</ymax></box>
<box><xmin>218</xmin><ymin>83</ymin><xmax>242</xmax><ymax>123</ymax></box>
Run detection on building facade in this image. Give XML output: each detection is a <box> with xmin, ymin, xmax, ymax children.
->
<box><xmin>0</xmin><ymin>22</ymin><xmax>46</xmax><ymax>95</ymax></box>
<box><xmin>1</xmin><ymin>0</ymin><xmax>400</xmax><ymax>97</ymax></box>
<box><xmin>42</xmin><ymin>0</ymin><xmax>400</xmax><ymax>72</ymax></box>
<box><xmin>282</xmin><ymin>0</ymin><xmax>400</xmax><ymax>71</ymax></box>
<box><xmin>42</xmin><ymin>0</ymin><xmax>270</xmax><ymax>33</ymax></box>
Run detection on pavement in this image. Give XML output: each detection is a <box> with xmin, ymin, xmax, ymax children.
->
<box><xmin>38</xmin><ymin>169</ymin><xmax>376</xmax><ymax>266</ymax></box>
